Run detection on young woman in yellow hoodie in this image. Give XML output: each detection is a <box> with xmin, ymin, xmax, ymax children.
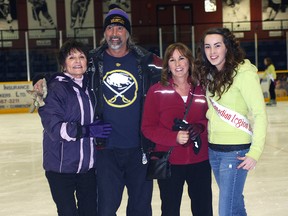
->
<box><xmin>195</xmin><ymin>27</ymin><xmax>268</xmax><ymax>216</ymax></box>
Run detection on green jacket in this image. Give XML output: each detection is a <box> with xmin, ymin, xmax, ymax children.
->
<box><xmin>207</xmin><ymin>59</ymin><xmax>268</xmax><ymax>161</ymax></box>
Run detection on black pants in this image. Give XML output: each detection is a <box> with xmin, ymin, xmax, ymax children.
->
<box><xmin>45</xmin><ymin>169</ymin><xmax>97</xmax><ymax>216</ymax></box>
<box><xmin>269</xmin><ymin>80</ymin><xmax>276</xmax><ymax>100</ymax></box>
<box><xmin>158</xmin><ymin>160</ymin><xmax>213</xmax><ymax>216</ymax></box>
<box><xmin>96</xmin><ymin>147</ymin><xmax>153</xmax><ymax>216</ymax></box>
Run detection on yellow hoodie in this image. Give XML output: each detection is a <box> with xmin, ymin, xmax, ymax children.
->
<box><xmin>207</xmin><ymin>59</ymin><xmax>268</xmax><ymax>161</ymax></box>
<box><xmin>264</xmin><ymin>64</ymin><xmax>276</xmax><ymax>81</ymax></box>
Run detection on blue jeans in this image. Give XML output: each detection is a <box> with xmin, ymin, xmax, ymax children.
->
<box><xmin>209</xmin><ymin>148</ymin><xmax>249</xmax><ymax>216</ymax></box>
<box><xmin>96</xmin><ymin>147</ymin><xmax>153</xmax><ymax>216</ymax></box>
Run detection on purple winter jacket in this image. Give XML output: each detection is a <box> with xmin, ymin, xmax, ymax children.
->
<box><xmin>38</xmin><ymin>73</ymin><xmax>96</xmax><ymax>173</ymax></box>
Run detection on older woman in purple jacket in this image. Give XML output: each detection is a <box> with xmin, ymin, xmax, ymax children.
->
<box><xmin>38</xmin><ymin>39</ymin><xmax>111</xmax><ymax>216</ymax></box>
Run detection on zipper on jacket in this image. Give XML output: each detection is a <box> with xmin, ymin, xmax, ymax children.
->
<box><xmin>59</xmin><ymin>141</ymin><xmax>64</xmax><ymax>173</ymax></box>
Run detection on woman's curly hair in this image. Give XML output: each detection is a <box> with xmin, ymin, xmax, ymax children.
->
<box><xmin>58</xmin><ymin>39</ymin><xmax>89</xmax><ymax>72</ymax></box>
<box><xmin>194</xmin><ymin>27</ymin><xmax>245</xmax><ymax>99</ymax></box>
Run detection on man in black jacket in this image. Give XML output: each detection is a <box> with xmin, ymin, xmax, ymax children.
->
<box><xmin>89</xmin><ymin>5</ymin><xmax>162</xmax><ymax>216</ymax></box>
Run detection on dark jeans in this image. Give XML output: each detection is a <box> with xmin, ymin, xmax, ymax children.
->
<box><xmin>45</xmin><ymin>169</ymin><xmax>97</xmax><ymax>216</ymax></box>
<box><xmin>269</xmin><ymin>80</ymin><xmax>276</xmax><ymax>100</ymax></box>
<box><xmin>158</xmin><ymin>160</ymin><xmax>213</xmax><ymax>216</ymax></box>
<box><xmin>96</xmin><ymin>147</ymin><xmax>153</xmax><ymax>216</ymax></box>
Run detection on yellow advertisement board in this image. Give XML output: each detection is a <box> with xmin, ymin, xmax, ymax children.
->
<box><xmin>0</xmin><ymin>81</ymin><xmax>34</xmax><ymax>114</ymax></box>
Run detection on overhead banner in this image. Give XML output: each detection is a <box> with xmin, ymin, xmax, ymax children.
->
<box><xmin>262</xmin><ymin>0</ymin><xmax>288</xmax><ymax>30</ymax></box>
<box><xmin>102</xmin><ymin>0</ymin><xmax>131</xmax><ymax>12</ymax></box>
<box><xmin>26</xmin><ymin>0</ymin><xmax>57</xmax><ymax>39</ymax></box>
<box><xmin>222</xmin><ymin>0</ymin><xmax>251</xmax><ymax>31</ymax></box>
<box><xmin>0</xmin><ymin>0</ymin><xmax>19</xmax><ymax>40</ymax></box>
<box><xmin>65</xmin><ymin>0</ymin><xmax>95</xmax><ymax>38</ymax></box>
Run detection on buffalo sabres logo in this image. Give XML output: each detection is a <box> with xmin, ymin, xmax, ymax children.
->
<box><xmin>103</xmin><ymin>70</ymin><xmax>138</xmax><ymax>108</ymax></box>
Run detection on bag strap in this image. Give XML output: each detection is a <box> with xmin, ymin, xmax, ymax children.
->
<box><xmin>169</xmin><ymin>87</ymin><xmax>196</xmax><ymax>155</ymax></box>
<box><xmin>183</xmin><ymin>87</ymin><xmax>196</xmax><ymax>121</ymax></box>
<box><xmin>167</xmin><ymin>147</ymin><xmax>173</xmax><ymax>155</ymax></box>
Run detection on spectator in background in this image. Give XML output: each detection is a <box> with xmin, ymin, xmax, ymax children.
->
<box><xmin>263</xmin><ymin>57</ymin><xmax>277</xmax><ymax>106</ymax></box>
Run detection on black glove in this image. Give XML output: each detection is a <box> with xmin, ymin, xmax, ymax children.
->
<box><xmin>172</xmin><ymin>118</ymin><xmax>191</xmax><ymax>131</ymax></box>
<box><xmin>188</xmin><ymin>123</ymin><xmax>204</xmax><ymax>154</ymax></box>
<box><xmin>188</xmin><ymin>123</ymin><xmax>205</xmax><ymax>141</ymax></box>
<box><xmin>83</xmin><ymin>120</ymin><xmax>112</xmax><ymax>138</ymax></box>
<box><xmin>192</xmin><ymin>135</ymin><xmax>202</xmax><ymax>155</ymax></box>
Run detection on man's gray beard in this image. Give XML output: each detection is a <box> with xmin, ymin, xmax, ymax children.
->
<box><xmin>109</xmin><ymin>43</ymin><xmax>122</xmax><ymax>50</ymax></box>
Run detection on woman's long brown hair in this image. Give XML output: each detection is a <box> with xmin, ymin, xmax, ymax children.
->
<box><xmin>194</xmin><ymin>27</ymin><xmax>245</xmax><ymax>99</ymax></box>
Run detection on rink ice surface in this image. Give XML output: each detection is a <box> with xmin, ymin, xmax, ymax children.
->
<box><xmin>0</xmin><ymin>102</ymin><xmax>288</xmax><ymax>215</ymax></box>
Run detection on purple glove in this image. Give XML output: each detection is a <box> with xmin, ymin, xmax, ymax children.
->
<box><xmin>83</xmin><ymin>120</ymin><xmax>112</xmax><ymax>138</ymax></box>
<box><xmin>188</xmin><ymin>123</ymin><xmax>205</xmax><ymax>140</ymax></box>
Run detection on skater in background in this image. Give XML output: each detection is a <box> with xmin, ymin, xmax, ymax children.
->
<box><xmin>70</xmin><ymin>0</ymin><xmax>90</xmax><ymax>29</ymax></box>
<box><xmin>263</xmin><ymin>57</ymin><xmax>277</xmax><ymax>106</ymax></box>
<box><xmin>28</xmin><ymin>0</ymin><xmax>56</xmax><ymax>28</ymax></box>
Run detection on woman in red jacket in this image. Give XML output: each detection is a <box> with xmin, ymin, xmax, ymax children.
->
<box><xmin>142</xmin><ymin>42</ymin><xmax>212</xmax><ymax>216</ymax></box>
